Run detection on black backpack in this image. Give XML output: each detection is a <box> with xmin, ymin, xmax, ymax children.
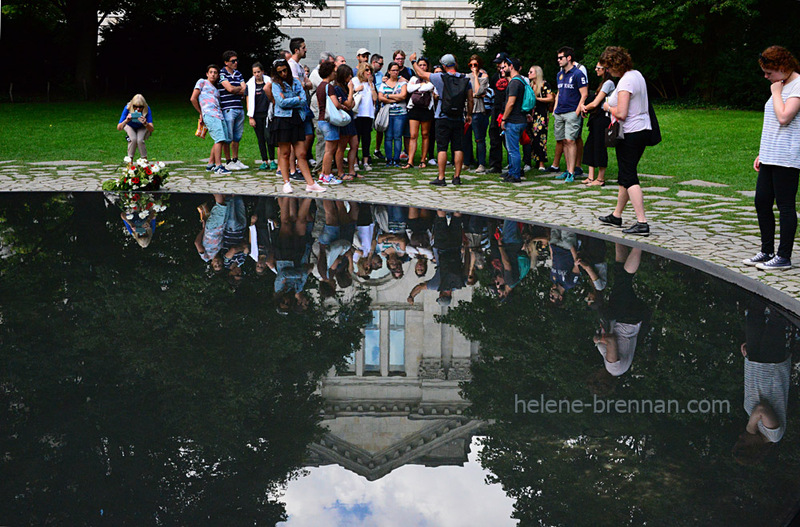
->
<box><xmin>440</xmin><ymin>74</ymin><xmax>471</xmax><ymax>119</ymax></box>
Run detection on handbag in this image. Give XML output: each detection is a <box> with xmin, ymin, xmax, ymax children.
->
<box><xmin>605</xmin><ymin>120</ymin><xmax>622</xmax><ymax>147</ymax></box>
<box><xmin>647</xmin><ymin>103</ymin><xmax>661</xmax><ymax>146</ymax></box>
<box><xmin>325</xmin><ymin>95</ymin><xmax>352</xmax><ymax>127</ymax></box>
<box><xmin>353</xmin><ymin>91</ymin><xmax>363</xmax><ymax>112</ymax></box>
<box><xmin>195</xmin><ymin>117</ymin><xmax>208</xmax><ymax>139</ymax></box>
<box><xmin>374</xmin><ymin>103</ymin><xmax>390</xmax><ymax>132</ymax></box>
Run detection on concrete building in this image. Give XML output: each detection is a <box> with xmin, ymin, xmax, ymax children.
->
<box><xmin>277</xmin><ymin>0</ymin><xmax>498</xmax><ymax>67</ymax></box>
<box><xmin>308</xmin><ymin>264</ymin><xmax>483</xmax><ymax>480</ymax></box>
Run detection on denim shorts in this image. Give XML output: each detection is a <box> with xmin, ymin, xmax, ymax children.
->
<box><xmin>318</xmin><ymin>120</ymin><xmax>340</xmax><ymax>142</ymax></box>
<box><xmin>303</xmin><ymin>113</ymin><xmax>314</xmax><ymax>136</ymax></box>
<box><xmin>318</xmin><ymin>224</ymin><xmax>340</xmax><ymax>246</ymax></box>
<box><xmin>223</xmin><ymin>107</ymin><xmax>245</xmax><ymax>143</ymax></box>
<box><xmin>203</xmin><ymin>115</ymin><xmax>230</xmax><ymax>144</ymax></box>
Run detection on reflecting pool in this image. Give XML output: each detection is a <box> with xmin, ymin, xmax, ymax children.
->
<box><xmin>1</xmin><ymin>192</ymin><xmax>799</xmax><ymax>526</ymax></box>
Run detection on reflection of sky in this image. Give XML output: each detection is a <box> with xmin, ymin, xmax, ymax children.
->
<box><xmin>278</xmin><ymin>438</ymin><xmax>516</xmax><ymax>527</ymax></box>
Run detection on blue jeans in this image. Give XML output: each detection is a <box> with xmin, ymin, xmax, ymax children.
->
<box><xmin>502</xmin><ymin>220</ymin><xmax>522</xmax><ymax>244</ymax></box>
<box><xmin>222</xmin><ymin>108</ymin><xmax>245</xmax><ymax>143</ymax></box>
<box><xmin>504</xmin><ymin>122</ymin><xmax>525</xmax><ymax>180</ymax></box>
<box><xmin>224</xmin><ymin>195</ymin><xmax>246</xmax><ymax>231</ymax></box>
<box><xmin>472</xmin><ymin>113</ymin><xmax>489</xmax><ymax>167</ymax></box>
<box><xmin>385</xmin><ymin>113</ymin><xmax>406</xmax><ymax>162</ymax></box>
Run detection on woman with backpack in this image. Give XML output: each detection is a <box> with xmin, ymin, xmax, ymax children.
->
<box><xmin>404</xmin><ymin>57</ymin><xmax>435</xmax><ymax>168</ymax></box>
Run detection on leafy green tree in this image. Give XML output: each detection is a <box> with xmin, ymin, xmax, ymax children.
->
<box><xmin>422</xmin><ymin>19</ymin><xmax>483</xmax><ymax>70</ymax></box>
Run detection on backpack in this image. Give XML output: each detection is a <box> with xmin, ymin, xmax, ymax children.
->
<box><xmin>411</xmin><ymin>89</ymin><xmax>432</xmax><ymax>109</ymax></box>
<box><xmin>440</xmin><ymin>73</ymin><xmax>471</xmax><ymax>119</ymax></box>
<box><xmin>483</xmin><ymin>86</ymin><xmax>495</xmax><ymax>113</ymax></box>
<box><xmin>514</xmin><ymin>76</ymin><xmax>536</xmax><ymax>113</ymax></box>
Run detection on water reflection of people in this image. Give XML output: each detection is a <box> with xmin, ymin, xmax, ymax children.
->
<box><xmin>377</xmin><ymin>205</ymin><xmax>410</xmax><ymax>279</ymax></box>
<box><xmin>408</xmin><ymin>210</ymin><xmax>465</xmax><ymax>306</ymax></box>
<box><xmin>316</xmin><ymin>200</ymin><xmax>356</xmax><ymax>297</ymax></box>
<box><xmin>406</xmin><ymin>207</ymin><xmax>435</xmax><ymax>277</ymax></box>
<box><xmin>588</xmin><ymin>244</ymin><xmax>645</xmax><ymax>394</ymax></box>
<box><xmin>491</xmin><ymin>220</ymin><xmax>531</xmax><ymax>299</ymax></box>
<box><xmin>196</xmin><ymin>193</ymin><xmax>227</xmax><ymax>271</ymax></box>
<box><xmin>548</xmin><ymin>229</ymin><xmax>579</xmax><ymax>305</ymax></box>
<box><xmin>274</xmin><ymin>196</ymin><xmax>314</xmax><ymax>313</ymax></box>
<box><xmin>733</xmin><ymin>303</ymin><xmax>793</xmax><ymax>464</ymax></box>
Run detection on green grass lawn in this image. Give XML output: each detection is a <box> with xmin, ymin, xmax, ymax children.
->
<box><xmin>0</xmin><ymin>96</ymin><xmax>763</xmax><ymax>194</ymax></box>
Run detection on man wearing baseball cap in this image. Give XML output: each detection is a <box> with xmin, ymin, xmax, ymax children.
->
<box><xmin>500</xmin><ymin>56</ymin><xmax>527</xmax><ymax>183</ymax></box>
<box><xmin>409</xmin><ymin>52</ymin><xmax>473</xmax><ymax>186</ymax></box>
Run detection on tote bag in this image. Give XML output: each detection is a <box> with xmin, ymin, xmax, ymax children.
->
<box><xmin>374</xmin><ymin>103</ymin><xmax>390</xmax><ymax>132</ymax></box>
<box><xmin>326</xmin><ymin>95</ymin><xmax>352</xmax><ymax>127</ymax></box>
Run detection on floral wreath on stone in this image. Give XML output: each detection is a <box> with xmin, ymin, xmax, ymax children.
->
<box><xmin>102</xmin><ymin>157</ymin><xmax>169</xmax><ymax>192</ymax></box>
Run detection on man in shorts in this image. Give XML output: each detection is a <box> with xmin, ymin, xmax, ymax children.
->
<box><xmin>218</xmin><ymin>50</ymin><xmax>248</xmax><ymax>170</ymax></box>
<box><xmin>190</xmin><ymin>64</ymin><xmax>231</xmax><ymax>174</ymax></box>
<box><xmin>552</xmin><ymin>46</ymin><xmax>588</xmax><ymax>183</ymax></box>
<box><xmin>409</xmin><ymin>52</ymin><xmax>473</xmax><ymax>186</ymax></box>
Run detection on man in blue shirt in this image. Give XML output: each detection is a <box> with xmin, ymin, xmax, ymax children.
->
<box><xmin>218</xmin><ymin>50</ymin><xmax>249</xmax><ymax>170</ymax></box>
<box><xmin>552</xmin><ymin>46</ymin><xmax>588</xmax><ymax>183</ymax></box>
<box><xmin>409</xmin><ymin>52</ymin><xmax>473</xmax><ymax>186</ymax></box>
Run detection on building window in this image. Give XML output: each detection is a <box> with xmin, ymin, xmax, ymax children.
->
<box><xmin>346</xmin><ymin>0</ymin><xmax>400</xmax><ymax>29</ymax></box>
<box><xmin>389</xmin><ymin>310</ymin><xmax>405</xmax><ymax>374</ymax></box>
<box><xmin>364</xmin><ymin>310</ymin><xmax>381</xmax><ymax>374</ymax></box>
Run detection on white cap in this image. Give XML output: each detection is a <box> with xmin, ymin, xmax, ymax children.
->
<box><xmin>357</xmin><ymin>48</ymin><xmax>370</xmax><ymax>56</ymax></box>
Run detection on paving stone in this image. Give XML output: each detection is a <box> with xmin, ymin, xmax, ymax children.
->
<box><xmin>738</xmin><ymin>190</ymin><xmax>757</xmax><ymax>198</ymax></box>
<box><xmin>28</xmin><ymin>160</ymin><xmax>101</xmax><ymax>166</ymax></box>
<box><xmin>639</xmin><ymin>174</ymin><xmax>674</xmax><ymax>179</ymax></box>
<box><xmin>680</xmin><ymin>179</ymin><xmax>729</xmax><ymax>188</ymax></box>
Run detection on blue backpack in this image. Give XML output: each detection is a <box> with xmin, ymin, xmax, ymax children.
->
<box><xmin>514</xmin><ymin>76</ymin><xmax>536</xmax><ymax>113</ymax></box>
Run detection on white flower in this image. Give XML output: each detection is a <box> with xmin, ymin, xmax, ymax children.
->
<box><xmin>158</xmin><ymin>161</ymin><xmax>165</xmax><ymax>168</ymax></box>
<box><xmin>139</xmin><ymin>211</ymin><xmax>149</xmax><ymax>219</ymax></box>
<box><xmin>126</xmin><ymin>213</ymin><xmax>134</xmax><ymax>220</ymax></box>
<box><xmin>128</xmin><ymin>168</ymin><xmax>135</xmax><ymax>176</ymax></box>
<box><xmin>152</xmin><ymin>165</ymin><xmax>160</xmax><ymax>173</ymax></box>
<box><xmin>136</xmin><ymin>158</ymin><xmax>147</xmax><ymax>167</ymax></box>
<box><xmin>124</xmin><ymin>156</ymin><xmax>132</xmax><ymax>163</ymax></box>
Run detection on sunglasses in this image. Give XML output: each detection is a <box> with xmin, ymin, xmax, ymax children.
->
<box><xmin>469</xmin><ymin>62</ymin><xmax>479</xmax><ymax>67</ymax></box>
<box><xmin>228</xmin><ymin>58</ymin><xmax>239</xmax><ymax>63</ymax></box>
<box><xmin>276</xmin><ymin>68</ymin><xmax>288</xmax><ymax>74</ymax></box>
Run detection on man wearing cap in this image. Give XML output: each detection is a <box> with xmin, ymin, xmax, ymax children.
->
<box><xmin>488</xmin><ymin>53</ymin><xmax>510</xmax><ymax>174</ymax></box>
<box><xmin>409</xmin><ymin>52</ymin><xmax>473</xmax><ymax>186</ymax></box>
<box><xmin>552</xmin><ymin>46</ymin><xmax>588</xmax><ymax>183</ymax></box>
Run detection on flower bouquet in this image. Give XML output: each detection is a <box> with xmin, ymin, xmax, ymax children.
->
<box><xmin>118</xmin><ymin>192</ymin><xmax>169</xmax><ymax>221</ymax></box>
<box><xmin>102</xmin><ymin>157</ymin><xmax>170</xmax><ymax>192</ymax></box>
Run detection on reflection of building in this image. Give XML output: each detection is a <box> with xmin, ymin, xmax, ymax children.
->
<box><xmin>307</xmin><ymin>270</ymin><xmax>483</xmax><ymax>480</ymax></box>
<box><xmin>277</xmin><ymin>1</ymin><xmax>498</xmax><ymax>66</ymax></box>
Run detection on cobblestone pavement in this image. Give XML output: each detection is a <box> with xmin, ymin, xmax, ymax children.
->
<box><xmin>2</xmin><ymin>158</ymin><xmax>800</xmax><ymax>315</ymax></box>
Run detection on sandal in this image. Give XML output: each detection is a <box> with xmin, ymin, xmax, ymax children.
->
<box><xmin>589</xmin><ymin>179</ymin><xmax>605</xmax><ymax>187</ymax></box>
<box><xmin>342</xmin><ymin>174</ymin><xmax>355</xmax><ymax>181</ymax></box>
<box><xmin>354</xmin><ymin>172</ymin><xmax>365</xmax><ymax>178</ymax></box>
<box><xmin>419</xmin><ymin>160</ymin><xmax>427</xmax><ymax>168</ymax></box>
<box><xmin>401</xmin><ymin>163</ymin><xmax>414</xmax><ymax>169</ymax></box>
<box><xmin>582</xmin><ymin>177</ymin><xmax>595</xmax><ymax>185</ymax></box>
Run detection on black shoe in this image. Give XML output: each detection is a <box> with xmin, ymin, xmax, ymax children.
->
<box><xmin>289</xmin><ymin>171</ymin><xmax>305</xmax><ymax>181</ymax></box>
<box><xmin>622</xmin><ymin>222</ymin><xmax>650</xmax><ymax>236</ymax></box>
<box><xmin>547</xmin><ymin>165</ymin><xmax>560</xmax><ymax>173</ymax></box>
<box><xmin>598</xmin><ymin>213</ymin><xmax>623</xmax><ymax>227</ymax></box>
<box><xmin>488</xmin><ymin>168</ymin><xmax>502</xmax><ymax>174</ymax></box>
<box><xmin>373</xmin><ymin>150</ymin><xmax>385</xmax><ymax>161</ymax></box>
<box><xmin>452</xmin><ymin>176</ymin><xmax>462</xmax><ymax>185</ymax></box>
<box><xmin>430</xmin><ymin>178</ymin><xmax>447</xmax><ymax>186</ymax></box>
<box><xmin>574</xmin><ymin>166</ymin><xmax>584</xmax><ymax>176</ymax></box>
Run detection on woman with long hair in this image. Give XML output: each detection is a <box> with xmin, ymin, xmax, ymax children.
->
<box><xmin>315</xmin><ymin>61</ymin><xmax>342</xmax><ymax>185</ymax></box>
<box><xmin>467</xmin><ymin>55</ymin><xmax>490</xmax><ymax>172</ymax></box>
<box><xmin>246</xmin><ymin>62</ymin><xmax>276</xmax><ymax>171</ymax></box>
<box><xmin>581</xmin><ymin>63</ymin><xmax>615</xmax><ymax>186</ymax></box>
<box><xmin>378</xmin><ymin>63</ymin><xmax>409</xmax><ymax>166</ymax></box>
<box><xmin>404</xmin><ymin>57</ymin><xmax>435</xmax><ymax>168</ymax></box>
<box><xmin>117</xmin><ymin>93</ymin><xmax>154</xmax><ymax>159</ymax></box>
<box><xmin>596</xmin><ymin>47</ymin><xmax>651</xmax><ymax>236</ymax></box>
<box><xmin>333</xmin><ymin>65</ymin><xmax>359</xmax><ymax>180</ymax></box>
<box><xmin>353</xmin><ymin>62</ymin><xmax>378</xmax><ymax>171</ymax></box>
<box><xmin>743</xmin><ymin>46</ymin><xmax>800</xmax><ymax>270</ymax></box>
<box><xmin>524</xmin><ymin>66</ymin><xmax>554</xmax><ymax>171</ymax></box>
<box><xmin>270</xmin><ymin>59</ymin><xmax>326</xmax><ymax>193</ymax></box>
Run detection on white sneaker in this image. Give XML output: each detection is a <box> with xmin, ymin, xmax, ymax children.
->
<box><xmin>305</xmin><ymin>182</ymin><xmax>327</xmax><ymax>192</ymax></box>
<box><xmin>362</xmin><ymin>163</ymin><xmax>372</xmax><ymax>171</ymax></box>
<box><xmin>475</xmin><ymin>165</ymin><xmax>486</xmax><ymax>174</ymax></box>
<box><xmin>523</xmin><ymin>164</ymin><xmax>531</xmax><ymax>171</ymax></box>
<box><xmin>225</xmin><ymin>161</ymin><xmax>239</xmax><ymax>171</ymax></box>
<box><xmin>428</xmin><ymin>159</ymin><xmax>437</xmax><ymax>166</ymax></box>
<box><xmin>282</xmin><ymin>182</ymin><xmax>293</xmax><ymax>193</ymax></box>
<box><xmin>309</xmin><ymin>158</ymin><xmax>317</xmax><ymax>166</ymax></box>
<box><xmin>234</xmin><ymin>160</ymin><xmax>249</xmax><ymax>170</ymax></box>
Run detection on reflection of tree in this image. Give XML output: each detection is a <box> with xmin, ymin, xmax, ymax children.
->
<box><xmin>0</xmin><ymin>193</ymin><xmax>371</xmax><ymax>524</ymax></box>
<box><xmin>441</xmin><ymin>253</ymin><xmax>800</xmax><ymax>526</ymax></box>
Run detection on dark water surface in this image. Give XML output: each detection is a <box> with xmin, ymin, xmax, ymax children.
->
<box><xmin>1</xmin><ymin>192</ymin><xmax>799</xmax><ymax>526</ymax></box>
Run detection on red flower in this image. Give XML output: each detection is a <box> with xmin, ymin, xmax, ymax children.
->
<box><xmin>133</xmin><ymin>193</ymin><xmax>140</xmax><ymax>201</ymax></box>
<box><xmin>146</xmin><ymin>202</ymin><xmax>153</xmax><ymax>209</ymax></box>
<box><xmin>132</xmin><ymin>177</ymin><xmax>140</xmax><ymax>185</ymax></box>
<box><xmin>145</xmin><ymin>167</ymin><xmax>152</xmax><ymax>175</ymax></box>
